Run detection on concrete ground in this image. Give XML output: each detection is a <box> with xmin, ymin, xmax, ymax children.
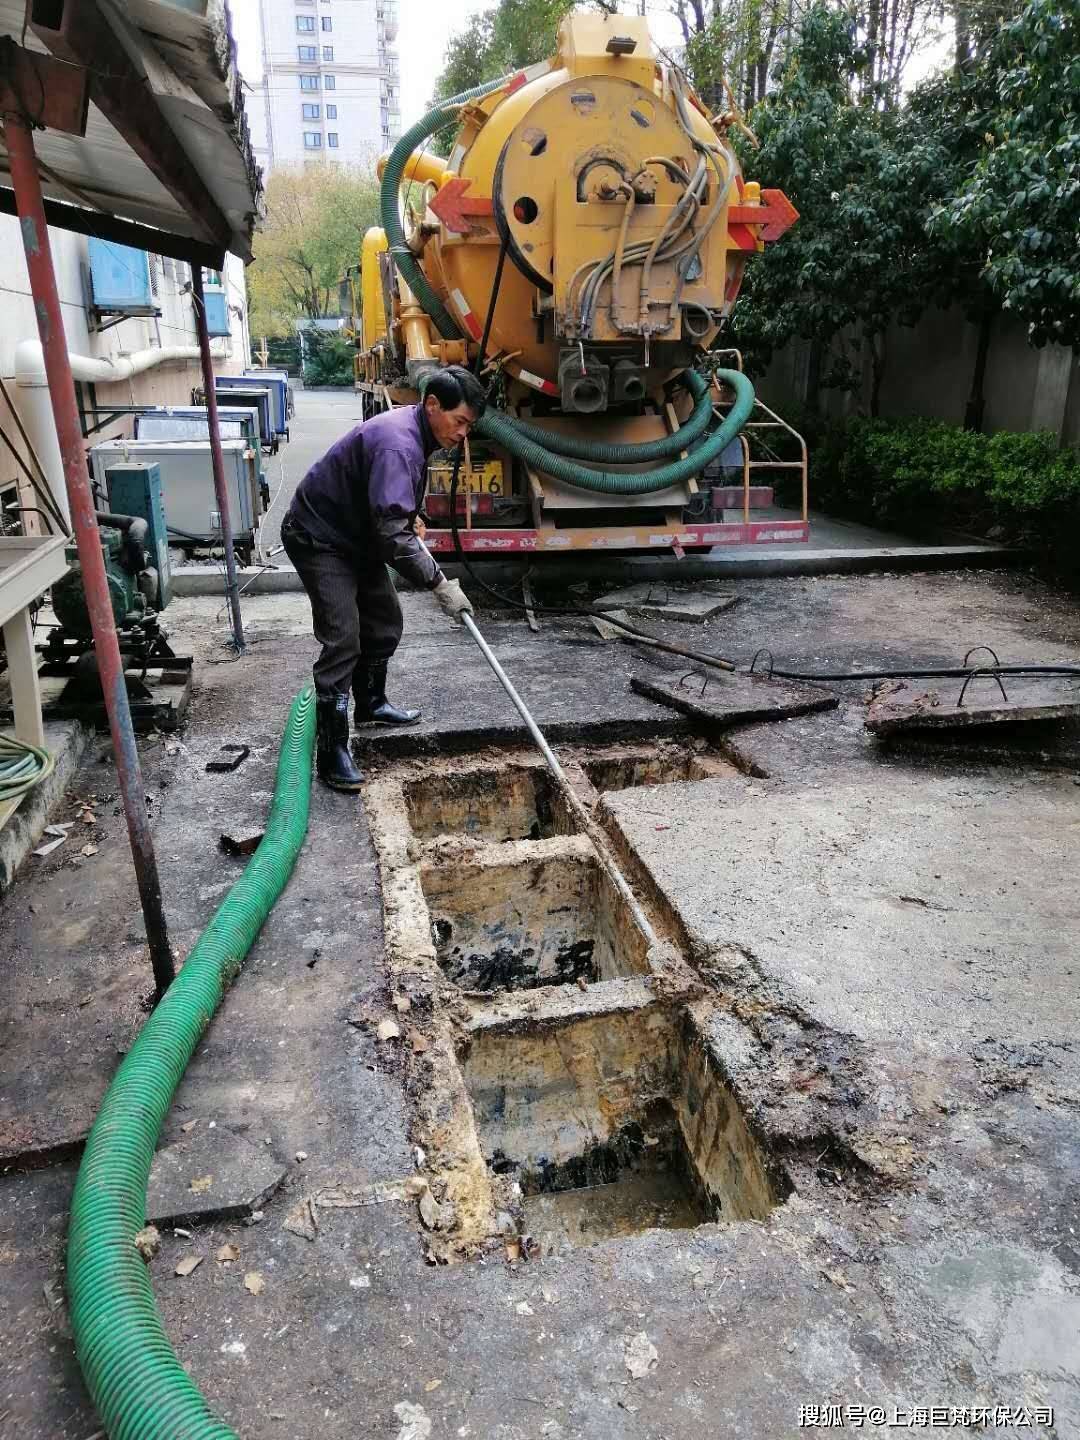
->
<box><xmin>1</xmin><ymin>557</ymin><xmax>1078</xmax><ymax>1438</ymax></box>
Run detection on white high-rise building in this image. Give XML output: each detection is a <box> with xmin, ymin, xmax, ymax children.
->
<box><xmin>248</xmin><ymin>0</ymin><xmax>400</xmax><ymax>175</ymax></box>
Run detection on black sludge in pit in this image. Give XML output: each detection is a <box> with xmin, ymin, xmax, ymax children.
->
<box><xmin>435</xmin><ymin>928</ymin><xmax>597</xmax><ymax>992</ymax></box>
<box><xmin>422</xmin><ymin>848</ymin><xmax>650</xmax><ymax>995</ymax></box>
<box><xmin>515</xmin><ymin>1103</ymin><xmax>714</xmax><ymax>1247</ymax></box>
<box><xmin>465</xmin><ymin>1008</ymin><xmax>786</xmax><ymax>1253</ymax></box>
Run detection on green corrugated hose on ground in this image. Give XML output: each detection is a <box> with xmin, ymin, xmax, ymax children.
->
<box><xmin>475</xmin><ymin>368</ymin><xmax>755</xmax><ymax>493</ymax></box>
<box><xmin>67</xmin><ymin>686</ymin><xmax>317</xmax><ymax>1440</ymax></box>
<box><xmin>380</xmin><ymin>74</ymin><xmax>511</xmax><ymax>340</ymax></box>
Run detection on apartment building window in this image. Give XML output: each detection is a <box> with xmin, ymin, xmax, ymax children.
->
<box><xmin>296</xmin><ymin>15</ymin><xmax>315</xmax><ymax>31</ymax></box>
<box><xmin>327</xmin><ymin>132</ymin><xmax>339</xmax><ymax>148</ymax></box>
<box><xmin>297</xmin><ymin>44</ymin><xmax>317</xmax><ymax>60</ymax></box>
<box><xmin>321</xmin><ymin>15</ymin><xmax>332</xmax><ymax>29</ymax></box>
<box><xmin>304</xmin><ymin>131</ymin><xmax>323</xmax><ymax>149</ymax></box>
<box><xmin>299</xmin><ymin>74</ymin><xmax>319</xmax><ymax>89</ymax></box>
<box><xmin>302</xmin><ymin>103</ymin><xmax>320</xmax><ymax>119</ymax></box>
<box><xmin>323</xmin><ymin>74</ymin><xmax>336</xmax><ymax>89</ymax></box>
<box><xmin>322</xmin><ymin>45</ymin><xmax>334</xmax><ymax>60</ymax></box>
<box><xmin>325</xmin><ymin>103</ymin><xmax>337</xmax><ymax>118</ymax></box>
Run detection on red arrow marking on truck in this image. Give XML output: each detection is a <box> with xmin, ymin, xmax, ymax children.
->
<box><xmin>727</xmin><ymin>189</ymin><xmax>799</xmax><ymax>242</ymax></box>
<box><xmin>430</xmin><ymin>178</ymin><xmax>495</xmax><ymax>235</ymax></box>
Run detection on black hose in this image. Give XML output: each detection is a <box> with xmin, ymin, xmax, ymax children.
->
<box><xmin>473</xmin><ymin>234</ymin><xmax>510</xmax><ymax>379</ymax></box>
<box><xmin>762</xmin><ymin>663</ymin><xmax>1080</xmax><ymax>682</ymax></box>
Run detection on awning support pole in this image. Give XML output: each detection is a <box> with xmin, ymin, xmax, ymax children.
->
<box><xmin>3</xmin><ymin>109</ymin><xmax>175</xmax><ymax>998</ymax></box>
<box><xmin>190</xmin><ymin>266</ymin><xmax>244</xmax><ymax>653</ymax></box>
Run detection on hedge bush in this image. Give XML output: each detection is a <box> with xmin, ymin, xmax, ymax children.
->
<box><xmin>782</xmin><ymin>416</ymin><xmax>1080</xmax><ymax>547</ymax></box>
<box><xmin>301</xmin><ymin>330</ymin><xmax>355</xmax><ymax>388</ymax></box>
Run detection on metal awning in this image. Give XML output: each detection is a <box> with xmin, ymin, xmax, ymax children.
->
<box><xmin>0</xmin><ymin>0</ymin><xmax>262</xmax><ymax>265</ymax></box>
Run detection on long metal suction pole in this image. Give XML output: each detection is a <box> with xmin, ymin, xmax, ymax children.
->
<box><xmin>457</xmin><ymin>607</ymin><xmax>659</xmax><ymax>944</ymax></box>
<box><xmin>456</xmin><ymin>606</ymin><xmax>659</xmax><ymax>950</ymax></box>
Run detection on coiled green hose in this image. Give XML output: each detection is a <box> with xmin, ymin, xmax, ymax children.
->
<box><xmin>380</xmin><ymin>76</ymin><xmax>511</xmax><ymax>340</ymax></box>
<box><xmin>475</xmin><ymin>367</ymin><xmax>755</xmax><ymax>493</ymax></box>
<box><xmin>498</xmin><ymin>369</ymin><xmax>717</xmax><ymax>462</ymax></box>
<box><xmin>67</xmin><ymin>686</ymin><xmax>317</xmax><ymax>1440</ymax></box>
<box><xmin>0</xmin><ymin>731</ymin><xmax>53</xmax><ymax>800</ymax></box>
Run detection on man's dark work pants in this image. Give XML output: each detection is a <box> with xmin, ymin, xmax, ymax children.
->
<box><xmin>282</xmin><ymin>517</ymin><xmax>402</xmax><ymax>696</ymax></box>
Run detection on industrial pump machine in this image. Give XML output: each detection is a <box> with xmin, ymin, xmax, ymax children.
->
<box><xmin>356</xmin><ymin>11</ymin><xmax>806</xmax><ymax>556</ymax></box>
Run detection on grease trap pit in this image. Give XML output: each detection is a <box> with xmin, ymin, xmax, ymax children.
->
<box><xmin>422</xmin><ymin>840</ymin><xmax>650</xmax><ymax>993</ymax></box>
<box><xmin>363</xmin><ymin>740</ymin><xmax>790</xmax><ymax>1260</ymax></box>
<box><xmin>463</xmin><ymin>1006</ymin><xmax>785</xmax><ymax>1254</ymax></box>
<box><xmin>400</xmin><ymin>738</ymin><xmax>737</xmax><ymax>845</ymax></box>
<box><xmin>403</xmin><ymin>764</ymin><xmax>567</xmax><ymax>843</ymax></box>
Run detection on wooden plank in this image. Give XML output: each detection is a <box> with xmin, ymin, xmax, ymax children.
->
<box><xmin>631</xmin><ymin>670</ymin><xmax>837</xmax><ymax>726</ymax></box>
<box><xmin>32</xmin><ymin>0</ymin><xmax>233</xmax><ymax>254</ymax></box>
<box><xmin>0</xmin><ymin>536</ymin><xmax>68</xmax><ymax>629</ymax></box>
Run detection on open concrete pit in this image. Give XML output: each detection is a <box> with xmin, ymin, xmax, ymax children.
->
<box><xmin>399</xmin><ymin>736</ymin><xmax>737</xmax><ymax>844</ymax></box>
<box><xmin>363</xmin><ymin>737</ymin><xmax>802</xmax><ymax>1262</ymax></box>
<box><xmin>464</xmin><ymin>1005</ymin><xmax>785</xmax><ymax>1255</ymax></box>
<box><xmin>422</xmin><ymin>840</ymin><xmax>651</xmax><ymax>992</ymax></box>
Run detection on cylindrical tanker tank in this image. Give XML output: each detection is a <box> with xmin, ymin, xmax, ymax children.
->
<box><xmin>355</xmin><ymin>9</ymin><xmax>800</xmax><ymax>551</ymax></box>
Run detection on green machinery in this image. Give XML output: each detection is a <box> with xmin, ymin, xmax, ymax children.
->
<box><xmin>39</xmin><ymin>462</ymin><xmax>193</xmax><ymax>729</ymax></box>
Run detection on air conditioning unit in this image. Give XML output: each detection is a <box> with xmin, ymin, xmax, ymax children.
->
<box><xmin>87</xmin><ymin>239</ymin><xmax>160</xmax><ymax>325</ymax></box>
<box><xmin>202</xmin><ymin>286</ymin><xmax>232</xmax><ymax>337</ymax></box>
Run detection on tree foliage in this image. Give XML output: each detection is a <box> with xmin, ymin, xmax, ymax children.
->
<box><xmin>301</xmin><ymin>329</ymin><xmax>356</xmax><ymax>387</ymax></box>
<box><xmin>247</xmin><ymin>165</ymin><xmax>381</xmax><ymax>337</ymax></box>
<box><xmin>931</xmin><ymin>0</ymin><xmax>1080</xmax><ymax>347</ymax></box>
<box><xmin>728</xmin><ymin>7</ymin><xmax>946</xmax><ymax>410</ymax></box>
<box><xmin>432</xmin><ymin>0</ymin><xmax>577</xmax><ymax>104</ymax></box>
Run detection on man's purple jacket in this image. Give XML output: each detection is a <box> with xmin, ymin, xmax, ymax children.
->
<box><xmin>284</xmin><ymin>404</ymin><xmax>443</xmax><ymax>589</ymax></box>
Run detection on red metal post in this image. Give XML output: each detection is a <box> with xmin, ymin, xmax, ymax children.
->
<box><xmin>3</xmin><ymin>110</ymin><xmax>175</xmax><ymax>996</ymax></box>
<box><xmin>190</xmin><ymin>266</ymin><xmax>244</xmax><ymax>652</ymax></box>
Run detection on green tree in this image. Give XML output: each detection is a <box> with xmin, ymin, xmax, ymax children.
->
<box><xmin>932</xmin><ymin>0</ymin><xmax>1080</xmax><ymax>348</ymax></box>
<box><xmin>247</xmin><ymin>164</ymin><xmax>381</xmax><ymax>336</ymax></box>
<box><xmin>301</xmin><ymin>329</ymin><xmax>356</xmax><ymax>387</ymax></box>
<box><xmin>432</xmin><ymin>0</ymin><xmax>577</xmax><ymax>104</ymax></box>
<box><xmin>729</xmin><ymin>6</ymin><xmax>941</xmax><ymax>412</ymax></box>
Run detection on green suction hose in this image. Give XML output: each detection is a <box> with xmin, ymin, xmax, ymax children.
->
<box><xmin>380</xmin><ymin>75</ymin><xmax>511</xmax><ymax>340</ymax></box>
<box><xmin>67</xmin><ymin>687</ymin><xmax>317</xmax><ymax>1440</ymax></box>
<box><xmin>498</xmin><ymin>369</ymin><xmax>717</xmax><ymax>462</ymax></box>
<box><xmin>475</xmin><ymin>367</ymin><xmax>755</xmax><ymax>493</ymax></box>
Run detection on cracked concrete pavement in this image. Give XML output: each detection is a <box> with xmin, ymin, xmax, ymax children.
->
<box><xmin>1</xmin><ymin>535</ymin><xmax>1078</xmax><ymax>1436</ymax></box>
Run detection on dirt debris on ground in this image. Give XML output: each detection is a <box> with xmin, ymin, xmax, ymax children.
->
<box><xmin>1</xmin><ymin>403</ymin><xmax>1078</xmax><ymax>1434</ymax></box>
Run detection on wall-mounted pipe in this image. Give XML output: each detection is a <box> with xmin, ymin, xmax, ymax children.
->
<box><xmin>14</xmin><ymin>339</ymin><xmax>200</xmax><ymax>522</ymax></box>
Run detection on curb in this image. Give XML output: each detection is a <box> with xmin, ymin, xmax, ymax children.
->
<box><xmin>0</xmin><ymin>720</ymin><xmax>93</xmax><ymax>891</ymax></box>
<box><xmin>170</xmin><ymin>543</ymin><xmax>1024</xmax><ymax>598</ymax></box>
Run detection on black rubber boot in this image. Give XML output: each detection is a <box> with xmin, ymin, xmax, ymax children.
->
<box><xmin>315</xmin><ymin>694</ymin><xmax>365</xmax><ymax>791</ymax></box>
<box><xmin>353</xmin><ymin>659</ymin><xmax>421</xmax><ymax>727</ymax></box>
